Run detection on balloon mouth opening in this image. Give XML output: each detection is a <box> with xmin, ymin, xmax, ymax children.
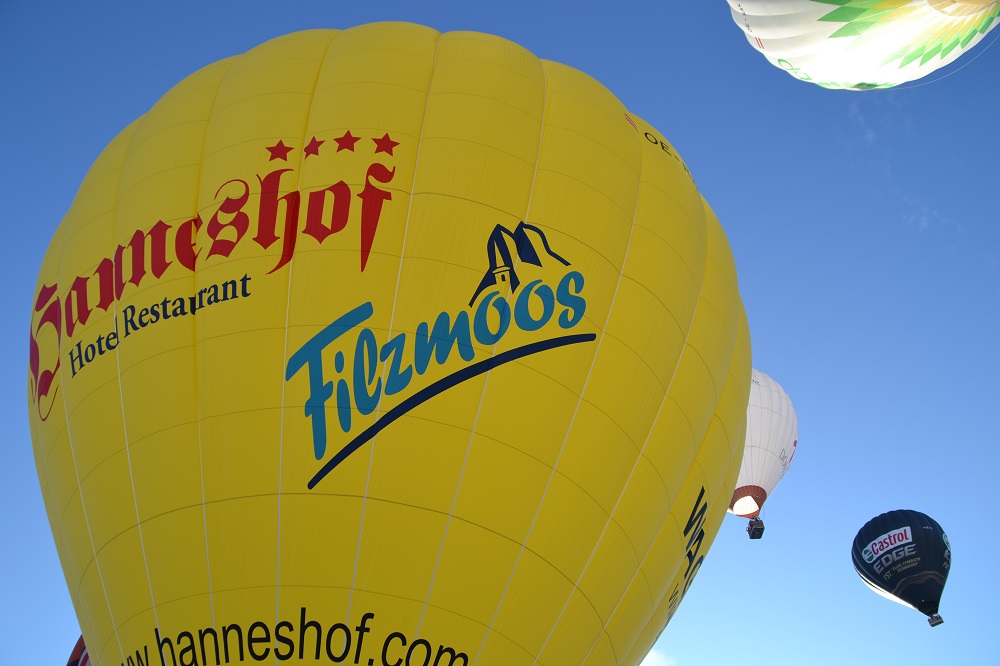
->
<box><xmin>730</xmin><ymin>485</ymin><xmax>767</xmax><ymax>517</ymax></box>
<box><xmin>848</xmin><ymin>83</ymin><xmax>886</xmax><ymax>91</ymax></box>
<box><xmin>732</xmin><ymin>497</ymin><xmax>760</xmax><ymax>517</ymax></box>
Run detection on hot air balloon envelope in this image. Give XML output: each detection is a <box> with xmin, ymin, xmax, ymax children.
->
<box><xmin>66</xmin><ymin>636</ymin><xmax>90</xmax><ymax>666</ymax></box>
<box><xmin>851</xmin><ymin>509</ymin><xmax>951</xmax><ymax>626</ymax></box>
<box><xmin>727</xmin><ymin>0</ymin><xmax>1000</xmax><ymax>89</ymax></box>
<box><xmin>729</xmin><ymin>369</ymin><xmax>797</xmax><ymax>530</ymax></box>
<box><xmin>28</xmin><ymin>23</ymin><xmax>752</xmax><ymax>666</ymax></box>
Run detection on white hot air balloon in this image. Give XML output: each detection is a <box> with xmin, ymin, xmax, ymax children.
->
<box><xmin>726</xmin><ymin>0</ymin><xmax>1000</xmax><ymax>90</ymax></box>
<box><xmin>729</xmin><ymin>369</ymin><xmax>798</xmax><ymax>538</ymax></box>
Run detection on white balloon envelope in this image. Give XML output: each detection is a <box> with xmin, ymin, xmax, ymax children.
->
<box><xmin>727</xmin><ymin>0</ymin><xmax>1000</xmax><ymax>90</ymax></box>
<box><xmin>729</xmin><ymin>369</ymin><xmax>798</xmax><ymax>520</ymax></box>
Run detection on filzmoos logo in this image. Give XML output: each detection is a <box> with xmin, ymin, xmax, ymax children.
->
<box><xmin>286</xmin><ymin>221</ymin><xmax>597</xmax><ymax>489</ymax></box>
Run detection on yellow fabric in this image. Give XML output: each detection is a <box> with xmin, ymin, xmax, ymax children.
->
<box><xmin>29</xmin><ymin>23</ymin><xmax>751</xmax><ymax>666</ymax></box>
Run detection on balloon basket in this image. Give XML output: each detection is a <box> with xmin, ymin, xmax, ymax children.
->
<box><xmin>747</xmin><ymin>518</ymin><xmax>765</xmax><ymax>539</ymax></box>
<box><xmin>928</xmin><ymin>614</ymin><xmax>944</xmax><ymax>627</ymax></box>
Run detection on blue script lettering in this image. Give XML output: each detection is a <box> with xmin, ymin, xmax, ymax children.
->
<box><xmin>285</xmin><ymin>302</ymin><xmax>373</xmax><ymax>459</ymax></box>
<box><xmin>286</xmin><ymin>270</ymin><xmax>588</xmax><ymax>466</ymax></box>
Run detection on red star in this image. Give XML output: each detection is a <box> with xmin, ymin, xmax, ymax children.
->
<box><xmin>304</xmin><ymin>136</ymin><xmax>325</xmax><ymax>158</ymax></box>
<box><xmin>334</xmin><ymin>130</ymin><xmax>360</xmax><ymax>152</ymax></box>
<box><xmin>266</xmin><ymin>140</ymin><xmax>293</xmax><ymax>161</ymax></box>
<box><xmin>372</xmin><ymin>133</ymin><xmax>399</xmax><ymax>156</ymax></box>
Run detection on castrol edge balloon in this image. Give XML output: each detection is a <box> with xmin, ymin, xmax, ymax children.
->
<box><xmin>28</xmin><ymin>23</ymin><xmax>751</xmax><ymax>666</ymax></box>
<box><xmin>852</xmin><ymin>509</ymin><xmax>951</xmax><ymax>626</ymax></box>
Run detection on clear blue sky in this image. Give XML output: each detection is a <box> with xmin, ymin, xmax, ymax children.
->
<box><xmin>3</xmin><ymin>2</ymin><xmax>998</xmax><ymax>665</ymax></box>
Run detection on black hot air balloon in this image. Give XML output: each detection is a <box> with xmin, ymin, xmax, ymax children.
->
<box><xmin>851</xmin><ymin>509</ymin><xmax>951</xmax><ymax>626</ymax></box>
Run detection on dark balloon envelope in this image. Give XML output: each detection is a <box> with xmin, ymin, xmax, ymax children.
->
<box><xmin>851</xmin><ymin>509</ymin><xmax>951</xmax><ymax>626</ymax></box>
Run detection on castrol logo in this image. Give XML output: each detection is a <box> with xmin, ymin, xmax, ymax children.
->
<box><xmin>862</xmin><ymin>527</ymin><xmax>913</xmax><ymax>563</ymax></box>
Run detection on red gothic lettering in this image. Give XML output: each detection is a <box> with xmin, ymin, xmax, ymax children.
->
<box><xmin>357</xmin><ymin>163</ymin><xmax>395</xmax><ymax>272</ymax></box>
<box><xmin>255</xmin><ymin>168</ymin><xmax>301</xmax><ymax>275</ymax></box>
<box><xmin>207</xmin><ymin>179</ymin><xmax>251</xmax><ymax>258</ymax></box>
<box><xmin>303</xmin><ymin>180</ymin><xmax>351</xmax><ymax>244</ymax></box>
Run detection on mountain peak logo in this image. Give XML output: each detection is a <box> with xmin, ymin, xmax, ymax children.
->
<box><xmin>470</xmin><ymin>222</ymin><xmax>570</xmax><ymax>306</ymax></box>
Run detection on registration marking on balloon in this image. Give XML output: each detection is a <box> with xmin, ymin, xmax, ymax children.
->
<box><xmin>286</xmin><ymin>222</ymin><xmax>596</xmax><ymax>490</ymax></box>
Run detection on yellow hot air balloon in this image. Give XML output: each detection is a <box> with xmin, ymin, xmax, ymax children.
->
<box><xmin>727</xmin><ymin>0</ymin><xmax>1000</xmax><ymax>90</ymax></box>
<box><xmin>28</xmin><ymin>23</ymin><xmax>751</xmax><ymax>666</ymax></box>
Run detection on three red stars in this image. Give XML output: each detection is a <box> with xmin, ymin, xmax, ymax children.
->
<box><xmin>265</xmin><ymin>132</ymin><xmax>398</xmax><ymax>160</ymax></box>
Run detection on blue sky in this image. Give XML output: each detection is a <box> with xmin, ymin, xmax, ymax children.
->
<box><xmin>3</xmin><ymin>2</ymin><xmax>998</xmax><ymax>665</ymax></box>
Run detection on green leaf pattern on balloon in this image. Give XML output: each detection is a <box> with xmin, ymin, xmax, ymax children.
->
<box><xmin>812</xmin><ymin>0</ymin><xmax>1000</xmax><ymax>68</ymax></box>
